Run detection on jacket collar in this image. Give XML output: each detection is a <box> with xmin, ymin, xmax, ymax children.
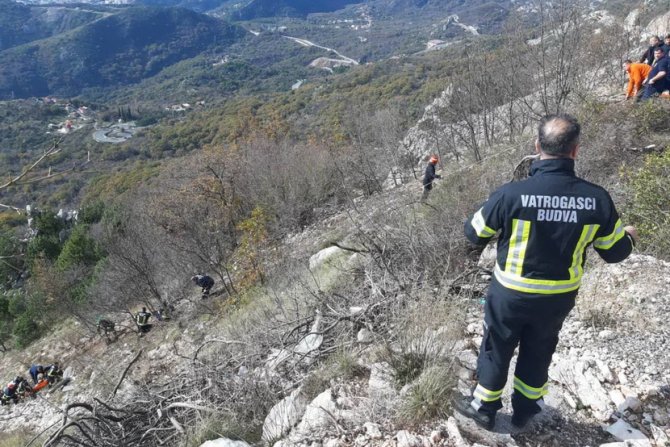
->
<box><xmin>530</xmin><ymin>158</ymin><xmax>575</xmax><ymax>177</ymax></box>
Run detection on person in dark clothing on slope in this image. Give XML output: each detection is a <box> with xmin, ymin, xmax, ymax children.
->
<box><xmin>641</xmin><ymin>47</ymin><xmax>670</xmax><ymax>100</ymax></box>
<box><xmin>191</xmin><ymin>274</ymin><xmax>215</xmax><ymax>298</ymax></box>
<box><xmin>136</xmin><ymin>307</ymin><xmax>152</xmax><ymax>334</ymax></box>
<box><xmin>662</xmin><ymin>34</ymin><xmax>670</xmax><ymax>56</ymax></box>
<box><xmin>454</xmin><ymin>114</ymin><xmax>637</xmax><ymax>431</ymax></box>
<box><xmin>640</xmin><ymin>35</ymin><xmax>662</xmax><ymax>65</ymax></box>
<box><xmin>1</xmin><ymin>382</ymin><xmax>18</xmax><ymax>405</ymax></box>
<box><xmin>29</xmin><ymin>365</ymin><xmax>45</xmax><ymax>385</ymax></box>
<box><xmin>45</xmin><ymin>362</ymin><xmax>63</xmax><ymax>385</ymax></box>
<box><xmin>421</xmin><ymin>154</ymin><xmax>442</xmax><ymax>201</ymax></box>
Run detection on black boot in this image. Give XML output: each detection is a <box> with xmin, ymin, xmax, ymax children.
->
<box><xmin>511</xmin><ymin>395</ymin><xmax>543</xmax><ymax>428</ymax></box>
<box><xmin>453</xmin><ymin>397</ymin><xmax>496</xmax><ymax>430</ymax></box>
<box><xmin>511</xmin><ymin>412</ymin><xmax>533</xmax><ymax>428</ymax></box>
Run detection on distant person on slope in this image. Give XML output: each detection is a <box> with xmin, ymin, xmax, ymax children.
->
<box><xmin>192</xmin><ymin>274</ymin><xmax>214</xmax><ymax>298</ymax></box>
<box><xmin>421</xmin><ymin>154</ymin><xmax>442</xmax><ymax>201</ymax></box>
<box><xmin>640</xmin><ymin>35</ymin><xmax>662</xmax><ymax>65</ymax></box>
<box><xmin>45</xmin><ymin>362</ymin><xmax>63</xmax><ymax>385</ymax></box>
<box><xmin>136</xmin><ymin>307</ymin><xmax>152</xmax><ymax>334</ymax></box>
<box><xmin>29</xmin><ymin>365</ymin><xmax>45</xmax><ymax>385</ymax></box>
<box><xmin>454</xmin><ymin>114</ymin><xmax>638</xmax><ymax>431</ymax></box>
<box><xmin>641</xmin><ymin>47</ymin><xmax>670</xmax><ymax>100</ymax></box>
<box><xmin>624</xmin><ymin>60</ymin><xmax>651</xmax><ymax>100</ymax></box>
<box><xmin>662</xmin><ymin>34</ymin><xmax>670</xmax><ymax>56</ymax></box>
<box><xmin>1</xmin><ymin>382</ymin><xmax>18</xmax><ymax>405</ymax></box>
<box><xmin>14</xmin><ymin>376</ymin><xmax>32</xmax><ymax>398</ymax></box>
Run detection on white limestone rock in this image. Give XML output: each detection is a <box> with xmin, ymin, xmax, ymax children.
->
<box><xmin>606</xmin><ymin>420</ymin><xmax>652</xmax><ymax>447</ymax></box>
<box><xmin>617</xmin><ymin>397</ymin><xmax>642</xmax><ymax>413</ymax></box>
<box><xmin>357</xmin><ymin>328</ymin><xmax>374</xmax><ymax>344</ymax></box>
<box><xmin>396</xmin><ymin>430</ymin><xmax>422</xmax><ymax>447</ymax></box>
<box><xmin>262</xmin><ymin>388</ymin><xmax>309</xmax><ymax>444</ymax></box>
<box><xmin>200</xmin><ymin>439</ymin><xmax>251</xmax><ymax>447</ymax></box>
<box><xmin>309</xmin><ymin>246</ymin><xmax>344</xmax><ymax>271</ymax></box>
<box><xmin>446</xmin><ymin>417</ymin><xmax>469</xmax><ymax>447</ymax></box>
<box><xmin>364</xmin><ymin>422</ymin><xmax>383</xmax><ymax>440</ymax></box>
<box><xmin>368</xmin><ymin>363</ymin><xmax>396</xmax><ymax>399</ymax></box>
<box><xmin>549</xmin><ymin>355</ymin><xmax>610</xmax><ymax>414</ymax></box>
<box><xmin>609</xmin><ymin>390</ymin><xmax>626</xmax><ymax>407</ymax></box>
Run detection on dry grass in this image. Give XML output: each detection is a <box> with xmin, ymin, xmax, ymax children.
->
<box><xmin>397</xmin><ymin>365</ymin><xmax>455</xmax><ymax>425</ymax></box>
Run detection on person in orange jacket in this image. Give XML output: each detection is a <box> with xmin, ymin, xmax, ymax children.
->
<box><xmin>624</xmin><ymin>59</ymin><xmax>652</xmax><ymax>100</ymax></box>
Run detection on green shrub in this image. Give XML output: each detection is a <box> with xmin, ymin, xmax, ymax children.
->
<box><xmin>27</xmin><ymin>234</ymin><xmax>62</xmax><ymax>261</ymax></box>
<box><xmin>624</xmin><ymin>148</ymin><xmax>670</xmax><ymax>260</ymax></box>
<box><xmin>13</xmin><ymin>311</ymin><xmax>40</xmax><ymax>347</ymax></box>
<box><xmin>79</xmin><ymin>201</ymin><xmax>105</xmax><ymax>224</ymax></box>
<box><xmin>56</xmin><ymin>225</ymin><xmax>102</xmax><ymax>270</ymax></box>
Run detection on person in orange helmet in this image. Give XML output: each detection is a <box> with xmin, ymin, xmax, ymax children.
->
<box><xmin>624</xmin><ymin>59</ymin><xmax>652</xmax><ymax>100</ymax></box>
<box><xmin>422</xmin><ymin>154</ymin><xmax>442</xmax><ymax>201</ymax></box>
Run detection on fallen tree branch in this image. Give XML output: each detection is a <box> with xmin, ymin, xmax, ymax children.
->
<box><xmin>110</xmin><ymin>349</ymin><xmax>143</xmax><ymax>399</ymax></box>
<box><xmin>0</xmin><ymin>138</ymin><xmax>63</xmax><ymax>190</ymax></box>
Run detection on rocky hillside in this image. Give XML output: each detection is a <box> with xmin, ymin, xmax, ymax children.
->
<box><xmin>1</xmin><ymin>175</ymin><xmax>669</xmax><ymax>447</ymax></box>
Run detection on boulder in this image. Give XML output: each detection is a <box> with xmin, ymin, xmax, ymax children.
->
<box><xmin>357</xmin><ymin>328</ymin><xmax>374</xmax><ymax>344</ymax></box>
<box><xmin>396</xmin><ymin>430</ymin><xmax>422</xmax><ymax>447</ymax></box>
<box><xmin>549</xmin><ymin>356</ymin><xmax>610</xmax><ymax>415</ymax></box>
<box><xmin>288</xmin><ymin>389</ymin><xmax>342</xmax><ymax>442</ymax></box>
<box><xmin>262</xmin><ymin>388</ymin><xmax>309</xmax><ymax>443</ymax></box>
<box><xmin>309</xmin><ymin>247</ymin><xmax>344</xmax><ymax>271</ymax></box>
<box><xmin>368</xmin><ymin>363</ymin><xmax>396</xmax><ymax>399</ymax></box>
<box><xmin>605</xmin><ymin>420</ymin><xmax>652</xmax><ymax>447</ymax></box>
<box><xmin>609</xmin><ymin>390</ymin><xmax>626</xmax><ymax>407</ymax></box>
<box><xmin>617</xmin><ymin>397</ymin><xmax>642</xmax><ymax>413</ymax></box>
<box><xmin>200</xmin><ymin>439</ymin><xmax>251</xmax><ymax>447</ymax></box>
<box><xmin>364</xmin><ymin>422</ymin><xmax>383</xmax><ymax>440</ymax></box>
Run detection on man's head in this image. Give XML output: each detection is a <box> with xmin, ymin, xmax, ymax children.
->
<box><xmin>623</xmin><ymin>59</ymin><xmax>632</xmax><ymax>71</ymax></box>
<box><xmin>650</xmin><ymin>35</ymin><xmax>660</xmax><ymax>46</ymax></box>
<box><xmin>654</xmin><ymin>47</ymin><xmax>665</xmax><ymax>60</ymax></box>
<box><xmin>665</xmin><ymin>34</ymin><xmax>670</xmax><ymax>46</ymax></box>
<box><xmin>536</xmin><ymin>114</ymin><xmax>581</xmax><ymax>159</ymax></box>
<box><xmin>142</xmin><ymin>307</ymin><xmax>146</xmax><ymax>312</ymax></box>
<box><xmin>429</xmin><ymin>154</ymin><xmax>439</xmax><ymax>164</ymax></box>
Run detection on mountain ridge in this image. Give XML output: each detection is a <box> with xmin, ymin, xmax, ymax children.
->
<box><xmin>0</xmin><ymin>5</ymin><xmax>246</xmax><ymax>98</ymax></box>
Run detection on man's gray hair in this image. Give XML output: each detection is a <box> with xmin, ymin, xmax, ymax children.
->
<box><xmin>537</xmin><ymin>114</ymin><xmax>581</xmax><ymax>156</ymax></box>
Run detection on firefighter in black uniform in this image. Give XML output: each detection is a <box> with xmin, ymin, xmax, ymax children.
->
<box><xmin>421</xmin><ymin>154</ymin><xmax>441</xmax><ymax>201</ymax></box>
<box><xmin>455</xmin><ymin>114</ymin><xmax>638</xmax><ymax>430</ymax></box>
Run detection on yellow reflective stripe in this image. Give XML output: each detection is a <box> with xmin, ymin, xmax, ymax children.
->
<box><xmin>473</xmin><ymin>384</ymin><xmax>504</xmax><ymax>402</ymax></box>
<box><xmin>494</xmin><ymin>264</ymin><xmax>581</xmax><ymax>295</ymax></box>
<box><xmin>570</xmin><ymin>224</ymin><xmax>599</xmax><ymax>280</ymax></box>
<box><xmin>471</xmin><ymin>208</ymin><xmax>496</xmax><ymax>238</ymax></box>
<box><xmin>513</xmin><ymin>377</ymin><xmax>548</xmax><ymax>400</ymax></box>
<box><xmin>593</xmin><ymin>219</ymin><xmax>625</xmax><ymax>250</ymax></box>
<box><xmin>505</xmin><ymin>219</ymin><xmax>531</xmax><ymax>276</ymax></box>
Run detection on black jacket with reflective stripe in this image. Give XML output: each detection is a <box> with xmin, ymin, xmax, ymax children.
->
<box><xmin>464</xmin><ymin>158</ymin><xmax>633</xmax><ymax>296</ymax></box>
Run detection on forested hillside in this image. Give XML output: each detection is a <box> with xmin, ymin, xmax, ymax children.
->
<box><xmin>0</xmin><ymin>0</ymin><xmax>103</xmax><ymax>52</ymax></box>
<box><xmin>0</xmin><ymin>6</ymin><xmax>246</xmax><ymax>98</ymax></box>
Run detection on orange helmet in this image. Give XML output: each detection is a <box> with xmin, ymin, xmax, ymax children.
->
<box><xmin>429</xmin><ymin>155</ymin><xmax>439</xmax><ymax>164</ymax></box>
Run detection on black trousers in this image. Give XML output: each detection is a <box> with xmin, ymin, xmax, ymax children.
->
<box><xmin>472</xmin><ymin>280</ymin><xmax>575</xmax><ymax>416</ymax></box>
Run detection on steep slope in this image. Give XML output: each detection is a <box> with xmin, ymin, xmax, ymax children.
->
<box><xmin>0</xmin><ymin>6</ymin><xmax>246</xmax><ymax>99</ymax></box>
